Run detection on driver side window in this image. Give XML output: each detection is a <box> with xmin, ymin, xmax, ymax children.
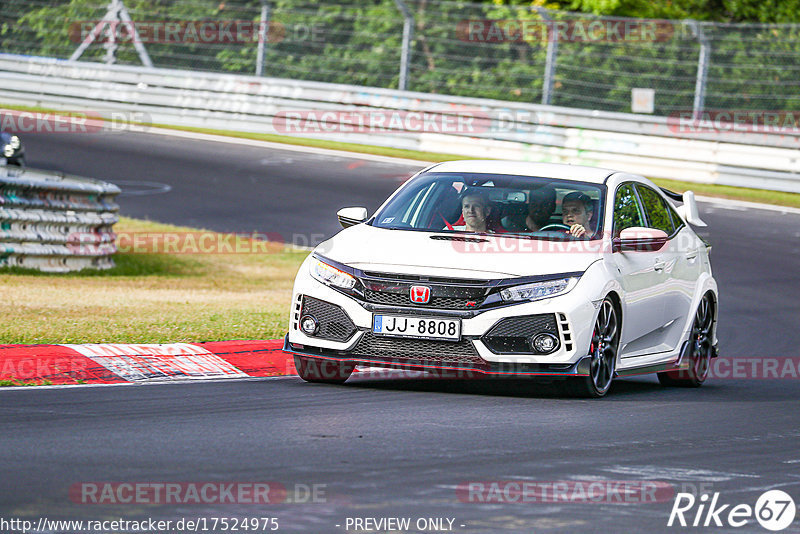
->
<box><xmin>613</xmin><ymin>183</ymin><xmax>645</xmax><ymax>237</ymax></box>
<box><xmin>636</xmin><ymin>185</ymin><xmax>675</xmax><ymax>235</ymax></box>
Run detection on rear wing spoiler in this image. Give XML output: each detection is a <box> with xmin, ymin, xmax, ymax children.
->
<box><xmin>660</xmin><ymin>187</ymin><xmax>706</xmax><ymax>227</ymax></box>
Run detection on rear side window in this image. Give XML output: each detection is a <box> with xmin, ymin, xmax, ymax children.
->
<box><xmin>636</xmin><ymin>185</ymin><xmax>675</xmax><ymax>235</ymax></box>
<box><xmin>613</xmin><ymin>183</ymin><xmax>645</xmax><ymax>236</ymax></box>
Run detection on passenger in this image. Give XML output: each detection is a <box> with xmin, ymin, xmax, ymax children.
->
<box><xmin>525</xmin><ymin>186</ymin><xmax>557</xmax><ymax>231</ymax></box>
<box><xmin>561</xmin><ymin>191</ymin><xmax>594</xmax><ymax>238</ymax></box>
<box><xmin>501</xmin><ymin>186</ymin><xmax>556</xmax><ymax>232</ymax></box>
<box><xmin>453</xmin><ymin>190</ymin><xmax>493</xmax><ymax>233</ymax></box>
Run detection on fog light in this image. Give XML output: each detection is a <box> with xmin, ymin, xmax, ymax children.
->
<box><xmin>531</xmin><ymin>333</ymin><xmax>558</xmax><ymax>354</ymax></box>
<box><xmin>3</xmin><ymin>145</ymin><xmax>13</xmax><ymax>157</ymax></box>
<box><xmin>300</xmin><ymin>314</ymin><xmax>319</xmax><ymax>335</ymax></box>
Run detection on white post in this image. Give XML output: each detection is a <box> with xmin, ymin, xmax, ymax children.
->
<box><xmin>256</xmin><ymin>0</ymin><xmax>270</xmax><ymax>76</ymax></box>
<box><xmin>394</xmin><ymin>0</ymin><xmax>414</xmax><ymax>91</ymax></box>
<box><xmin>537</xmin><ymin>8</ymin><xmax>558</xmax><ymax>106</ymax></box>
<box><xmin>688</xmin><ymin>20</ymin><xmax>710</xmax><ymax>120</ymax></box>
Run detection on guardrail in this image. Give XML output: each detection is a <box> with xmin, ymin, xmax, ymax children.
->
<box><xmin>0</xmin><ymin>165</ymin><xmax>119</xmax><ymax>272</ymax></box>
<box><xmin>1</xmin><ymin>53</ymin><xmax>798</xmax><ymax>193</ymax></box>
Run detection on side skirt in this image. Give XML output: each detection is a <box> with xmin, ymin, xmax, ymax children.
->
<box><xmin>615</xmin><ymin>340</ymin><xmax>719</xmax><ymax>378</ymax></box>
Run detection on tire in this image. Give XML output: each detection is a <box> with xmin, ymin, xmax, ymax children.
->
<box><xmin>658</xmin><ymin>293</ymin><xmax>714</xmax><ymax>388</ymax></box>
<box><xmin>294</xmin><ymin>355</ymin><xmax>355</xmax><ymax>384</ymax></box>
<box><xmin>565</xmin><ymin>297</ymin><xmax>620</xmax><ymax>398</ymax></box>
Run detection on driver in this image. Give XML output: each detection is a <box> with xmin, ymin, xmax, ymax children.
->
<box><xmin>561</xmin><ymin>191</ymin><xmax>594</xmax><ymax>238</ymax></box>
<box><xmin>453</xmin><ymin>190</ymin><xmax>493</xmax><ymax>233</ymax></box>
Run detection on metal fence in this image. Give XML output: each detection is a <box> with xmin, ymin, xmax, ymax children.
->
<box><xmin>2</xmin><ymin>0</ymin><xmax>800</xmax><ymax>117</ymax></box>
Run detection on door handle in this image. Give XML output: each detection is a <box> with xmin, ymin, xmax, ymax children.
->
<box><xmin>685</xmin><ymin>248</ymin><xmax>698</xmax><ymax>261</ymax></box>
<box><xmin>654</xmin><ymin>259</ymin><xmax>666</xmax><ymax>272</ymax></box>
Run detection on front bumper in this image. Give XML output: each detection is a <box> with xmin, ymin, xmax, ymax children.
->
<box><xmin>289</xmin><ymin>271</ymin><xmax>596</xmax><ymax>361</ymax></box>
<box><xmin>286</xmin><ymin>256</ymin><xmax>600</xmax><ymax>376</ymax></box>
<box><xmin>285</xmin><ymin>334</ymin><xmax>593</xmax><ymax>377</ymax></box>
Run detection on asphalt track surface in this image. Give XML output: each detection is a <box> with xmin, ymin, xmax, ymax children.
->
<box><xmin>2</xmin><ymin>130</ymin><xmax>800</xmax><ymax>533</ymax></box>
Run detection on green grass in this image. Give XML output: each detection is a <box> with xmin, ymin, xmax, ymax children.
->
<box><xmin>0</xmin><ymin>378</ymin><xmax>53</xmax><ymax>387</ymax></box>
<box><xmin>651</xmin><ymin>178</ymin><xmax>800</xmax><ymax>208</ymax></box>
<box><xmin>5</xmin><ymin>102</ymin><xmax>799</xmax><ymax>208</ymax></box>
<box><xmin>0</xmin><ymin>217</ymin><xmax>308</xmax><ymax>344</ymax></box>
<box><xmin>151</xmin><ymin>122</ymin><xmax>467</xmax><ymax>164</ymax></box>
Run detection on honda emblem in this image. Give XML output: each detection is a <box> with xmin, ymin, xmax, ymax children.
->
<box><xmin>409</xmin><ymin>285</ymin><xmax>431</xmax><ymax>304</ymax></box>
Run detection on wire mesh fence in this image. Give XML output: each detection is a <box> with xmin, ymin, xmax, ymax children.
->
<box><xmin>2</xmin><ymin>0</ymin><xmax>800</xmax><ymax>116</ymax></box>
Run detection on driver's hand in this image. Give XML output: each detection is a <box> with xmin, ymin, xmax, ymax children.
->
<box><xmin>569</xmin><ymin>224</ymin><xmax>586</xmax><ymax>238</ymax></box>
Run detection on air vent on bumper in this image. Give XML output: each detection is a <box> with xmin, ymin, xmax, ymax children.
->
<box><xmin>482</xmin><ymin>314</ymin><xmax>560</xmax><ymax>354</ymax></box>
<box><xmin>300</xmin><ymin>296</ymin><xmax>357</xmax><ymax>342</ymax></box>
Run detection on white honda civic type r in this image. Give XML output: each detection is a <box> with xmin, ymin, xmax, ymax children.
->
<box><xmin>285</xmin><ymin>160</ymin><xmax>719</xmax><ymax>397</ymax></box>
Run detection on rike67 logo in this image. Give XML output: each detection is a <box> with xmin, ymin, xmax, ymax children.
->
<box><xmin>668</xmin><ymin>490</ymin><xmax>796</xmax><ymax>531</ymax></box>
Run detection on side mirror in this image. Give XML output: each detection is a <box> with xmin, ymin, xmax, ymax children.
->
<box><xmin>337</xmin><ymin>207</ymin><xmax>368</xmax><ymax>229</ymax></box>
<box><xmin>613</xmin><ymin>227</ymin><xmax>669</xmax><ymax>252</ymax></box>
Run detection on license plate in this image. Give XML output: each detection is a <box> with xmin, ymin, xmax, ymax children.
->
<box><xmin>372</xmin><ymin>314</ymin><xmax>461</xmax><ymax>341</ymax></box>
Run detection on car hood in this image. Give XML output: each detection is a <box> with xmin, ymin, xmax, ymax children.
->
<box><xmin>315</xmin><ymin>224</ymin><xmax>603</xmax><ymax>279</ymax></box>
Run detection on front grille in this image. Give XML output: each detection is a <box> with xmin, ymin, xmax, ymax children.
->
<box><xmin>364</xmin><ymin>289</ymin><xmax>479</xmax><ymax>310</ymax></box>
<box><xmin>350</xmin><ymin>332</ymin><xmax>485</xmax><ymax>366</ymax></box>
<box><xmin>483</xmin><ymin>314</ymin><xmax>559</xmax><ymax>354</ymax></box>
<box><xmin>301</xmin><ymin>296</ymin><xmax>357</xmax><ymax>342</ymax></box>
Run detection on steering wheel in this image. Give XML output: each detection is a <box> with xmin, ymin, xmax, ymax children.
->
<box><xmin>538</xmin><ymin>223</ymin><xmax>571</xmax><ymax>232</ymax></box>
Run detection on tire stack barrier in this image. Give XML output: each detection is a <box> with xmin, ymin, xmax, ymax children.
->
<box><xmin>0</xmin><ymin>165</ymin><xmax>119</xmax><ymax>272</ymax></box>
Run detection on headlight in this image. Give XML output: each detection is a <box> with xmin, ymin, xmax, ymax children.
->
<box><xmin>3</xmin><ymin>144</ymin><xmax>13</xmax><ymax>157</ymax></box>
<box><xmin>9</xmin><ymin>136</ymin><xmax>20</xmax><ymax>149</ymax></box>
<box><xmin>500</xmin><ymin>277</ymin><xmax>578</xmax><ymax>302</ymax></box>
<box><xmin>309</xmin><ymin>258</ymin><xmax>356</xmax><ymax>289</ymax></box>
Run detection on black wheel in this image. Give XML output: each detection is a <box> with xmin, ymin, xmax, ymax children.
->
<box><xmin>294</xmin><ymin>355</ymin><xmax>354</xmax><ymax>384</ymax></box>
<box><xmin>566</xmin><ymin>298</ymin><xmax>619</xmax><ymax>398</ymax></box>
<box><xmin>658</xmin><ymin>293</ymin><xmax>714</xmax><ymax>387</ymax></box>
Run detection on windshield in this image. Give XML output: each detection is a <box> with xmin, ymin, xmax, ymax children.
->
<box><xmin>371</xmin><ymin>172</ymin><xmax>605</xmax><ymax>239</ymax></box>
